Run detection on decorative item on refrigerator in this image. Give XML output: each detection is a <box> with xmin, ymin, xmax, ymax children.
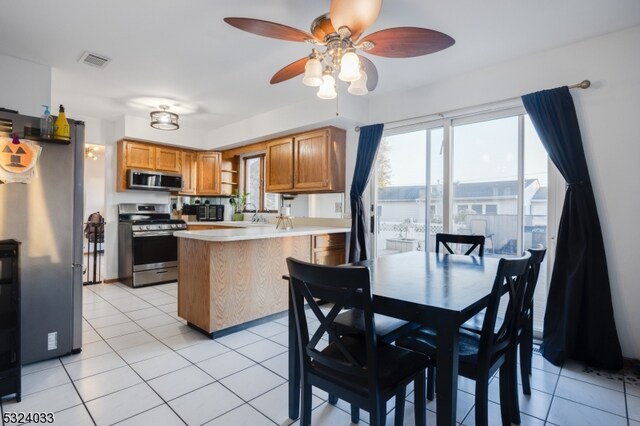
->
<box><xmin>53</xmin><ymin>104</ymin><xmax>70</xmax><ymax>141</ymax></box>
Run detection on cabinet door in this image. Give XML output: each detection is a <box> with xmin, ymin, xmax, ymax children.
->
<box><xmin>180</xmin><ymin>151</ymin><xmax>197</xmax><ymax>195</ymax></box>
<box><xmin>125</xmin><ymin>142</ymin><xmax>155</xmax><ymax>169</ymax></box>
<box><xmin>155</xmin><ymin>147</ymin><xmax>181</xmax><ymax>173</ymax></box>
<box><xmin>197</xmin><ymin>152</ymin><xmax>221</xmax><ymax>195</ymax></box>
<box><xmin>293</xmin><ymin>130</ymin><xmax>329</xmax><ymax>190</ymax></box>
<box><xmin>266</xmin><ymin>138</ymin><xmax>294</xmax><ymax>192</ymax></box>
<box><xmin>313</xmin><ymin>248</ymin><xmax>346</xmax><ymax>265</ymax></box>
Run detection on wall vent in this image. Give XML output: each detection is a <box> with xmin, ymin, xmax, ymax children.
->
<box><xmin>78</xmin><ymin>51</ymin><xmax>111</xmax><ymax>69</ymax></box>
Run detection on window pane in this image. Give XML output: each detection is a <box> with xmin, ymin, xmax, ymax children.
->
<box><xmin>452</xmin><ymin>116</ymin><xmax>519</xmax><ymax>255</ymax></box>
<box><xmin>245</xmin><ymin>157</ymin><xmax>261</xmax><ymax>210</ymax></box>
<box><xmin>524</xmin><ymin>116</ymin><xmax>549</xmax><ymax>334</ymax></box>
<box><xmin>427</xmin><ymin>127</ymin><xmax>444</xmax><ymax>251</ymax></box>
<box><xmin>265</xmin><ymin>192</ymin><xmax>279</xmax><ymax>211</ymax></box>
<box><xmin>375</xmin><ymin>131</ymin><xmax>427</xmax><ymax>256</ymax></box>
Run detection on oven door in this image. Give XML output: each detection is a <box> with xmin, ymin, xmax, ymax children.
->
<box><xmin>131</xmin><ymin>231</ymin><xmax>177</xmax><ymax>272</ymax></box>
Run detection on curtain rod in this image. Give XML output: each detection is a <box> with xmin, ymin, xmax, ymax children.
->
<box><xmin>354</xmin><ymin>79</ymin><xmax>591</xmax><ymax>132</ymax></box>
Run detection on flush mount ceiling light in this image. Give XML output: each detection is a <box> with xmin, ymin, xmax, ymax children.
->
<box><xmin>224</xmin><ymin>0</ymin><xmax>455</xmax><ymax>99</ymax></box>
<box><xmin>150</xmin><ymin>105</ymin><xmax>179</xmax><ymax>130</ymax></box>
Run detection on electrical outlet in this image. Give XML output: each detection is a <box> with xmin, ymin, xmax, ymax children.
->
<box><xmin>335</xmin><ymin>202</ymin><xmax>342</xmax><ymax>213</ymax></box>
<box><xmin>47</xmin><ymin>332</ymin><xmax>57</xmax><ymax>350</ymax></box>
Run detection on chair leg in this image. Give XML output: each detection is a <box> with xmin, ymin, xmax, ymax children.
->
<box><xmin>350</xmin><ymin>404</ymin><xmax>360</xmax><ymax>424</ymax></box>
<box><xmin>414</xmin><ymin>371</ymin><xmax>426</xmax><ymax>426</ymax></box>
<box><xmin>426</xmin><ymin>366</ymin><xmax>435</xmax><ymax>401</ymax></box>
<box><xmin>301</xmin><ymin>381</ymin><xmax>313</xmax><ymax>426</ymax></box>
<box><xmin>499</xmin><ymin>367</ymin><xmax>511</xmax><ymax>426</ymax></box>
<box><xmin>520</xmin><ymin>333</ymin><xmax>532</xmax><ymax>395</ymax></box>
<box><xmin>369</xmin><ymin>401</ymin><xmax>384</xmax><ymax>426</ymax></box>
<box><xmin>394</xmin><ymin>387</ymin><xmax>406</xmax><ymax>426</ymax></box>
<box><xmin>474</xmin><ymin>379</ymin><xmax>489</xmax><ymax>426</ymax></box>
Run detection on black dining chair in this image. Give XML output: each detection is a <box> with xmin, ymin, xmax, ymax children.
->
<box><xmin>286</xmin><ymin>257</ymin><xmax>430</xmax><ymax>426</ymax></box>
<box><xmin>395</xmin><ymin>252</ymin><xmax>531</xmax><ymax>426</ymax></box>
<box><xmin>460</xmin><ymin>247</ymin><xmax>547</xmax><ymax>397</ymax></box>
<box><xmin>518</xmin><ymin>247</ymin><xmax>546</xmax><ymax>395</ymax></box>
<box><xmin>436</xmin><ymin>233</ymin><xmax>486</xmax><ymax>256</ymax></box>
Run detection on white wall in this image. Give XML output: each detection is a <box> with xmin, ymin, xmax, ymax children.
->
<box><xmin>0</xmin><ymin>53</ymin><xmax>50</xmax><ymax>116</ymax></box>
<box><xmin>368</xmin><ymin>26</ymin><xmax>640</xmax><ymax>359</ymax></box>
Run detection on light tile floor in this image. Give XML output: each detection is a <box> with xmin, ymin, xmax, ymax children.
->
<box><xmin>1</xmin><ymin>281</ymin><xmax>638</xmax><ymax>425</ymax></box>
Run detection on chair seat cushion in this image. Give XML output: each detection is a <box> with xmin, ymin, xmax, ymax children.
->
<box><xmin>312</xmin><ymin>335</ymin><xmax>430</xmax><ymax>393</ymax></box>
<box><xmin>395</xmin><ymin>327</ymin><xmax>486</xmax><ymax>364</ymax></box>
<box><xmin>333</xmin><ymin>309</ymin><xmax>419</xmax><ymax>342</ymax></box>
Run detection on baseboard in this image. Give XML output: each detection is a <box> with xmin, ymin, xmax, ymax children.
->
<box><xmin>102</xmin><ymin>278</ymin><xmax>121</xmax><ymax>284</ymax></box>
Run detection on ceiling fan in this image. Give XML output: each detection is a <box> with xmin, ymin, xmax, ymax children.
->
<box><xmin>224</xmin><ymin>0</ymin><xmax>455</xmax><ymax>99</ymax></box>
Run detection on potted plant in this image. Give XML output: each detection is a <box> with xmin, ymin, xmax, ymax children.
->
<box><xmin>229</xmin><ymin>190</ymin><xmax>249</xmax><ymax>221</ymax></box>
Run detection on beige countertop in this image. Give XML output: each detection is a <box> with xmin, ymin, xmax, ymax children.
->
<box><xmin>174</xmin><ymin>225</ymin><xmax>350</xmax><ymax>242</ymax></box>
<box><xmin>184</xmin><ymin>221</ymin><xmax>271</xmax><ymax>227</ymax></box>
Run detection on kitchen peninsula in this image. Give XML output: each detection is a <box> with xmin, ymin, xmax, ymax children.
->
<box><xmin>174</xmin><ymin>224</ymin><xmax>349</xmax><ymax>336</ymax></box>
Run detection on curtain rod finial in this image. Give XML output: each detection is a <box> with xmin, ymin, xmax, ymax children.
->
<box><xmin>578</xmin><ymin>80</ymin><xmax>591</xmax><ymax>89</ymax></box>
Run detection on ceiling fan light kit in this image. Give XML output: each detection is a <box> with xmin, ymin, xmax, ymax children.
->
<box><xmin>150</xmin><ymin>105</ymin><xmax>179</xmax><ymax>130</ymax></box>
<box><xmin>224</xmin><ymin>0</ymin><xmax>454</xmax><ymax>100</ymax></box>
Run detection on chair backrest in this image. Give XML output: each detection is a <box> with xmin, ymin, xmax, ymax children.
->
<box><xmin>522</xmin><ymin>247</ymin><xmax>547</xmax><ymax>317</ymax></box>
<box><xmin>286</xmin><ymin>257</ymin><xmax>379</xmax><ymax>385</ymax></box>
<box><xmin>436</xmin><ymin>233</ymin><xmax>485</xmax><ymax>256</ymax></box>
<box><xmin>477</xmin><ymin>252</ymin><xmax>531</xmax><ymax>365</ymax></box>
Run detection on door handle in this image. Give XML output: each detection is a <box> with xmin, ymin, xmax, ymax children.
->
<box><xmin>156</xmin><ymin>270</ymin><xmax>169</xmax><ymax>274</ymax></box>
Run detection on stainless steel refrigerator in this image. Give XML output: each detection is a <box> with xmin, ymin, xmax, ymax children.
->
<box><xmin>0</xmin><ymin>109</ymin><xmax>84</xmax><ymax>364</ymax></box>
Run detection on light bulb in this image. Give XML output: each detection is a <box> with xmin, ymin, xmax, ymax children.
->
<box><xmin>302</xmin><ymin>58</ymin><xmax>323</xmax><ymax>87</ymax></box>
<box><xmin>348</xmin><ymin>70</ymin><xmax>368</xmax><ymax>96</ymax></box>
<box><xmin>338</xmin><ymin>51</ymin><xmax>361</xmax><ymax>82</ymax></box>
<box><xmin>317</xmin><ymin>74</ymin><xmax>337</xmax><ymax>99</ymax></box>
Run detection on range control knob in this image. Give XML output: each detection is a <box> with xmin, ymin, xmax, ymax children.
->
<box><xmin>145</xmin><ymin>225</ymin><xmax>151</xmax><ymax>230</ymax></box>
<box><xmin>171</xmin><ymin>224</ymin><xmax>177</xmax><ymax>229</ymax></box>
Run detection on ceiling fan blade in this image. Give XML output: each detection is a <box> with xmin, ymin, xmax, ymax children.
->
<box><xmin>224</xmin><ymin>17</ymin><xmax>316</xmax><ymax>43</ymax></box>
<box><xmin>330</xmin><ymin>0</ymin><xmax>382</xmax><ymax>41</ymax></box>
<box><xmin>271</xmin><ymin>57</ymin><xmax>309</xmax><ymax>84</ymax></box>
<box><xmin>358</xmin><ymin>55</ymin><xmax>378</xmax><ymax>91</ymax></box>
<box><xmin>360</xmin><ymin>27</ymin><xmax>455</xmax><ymax>58</ymax></box>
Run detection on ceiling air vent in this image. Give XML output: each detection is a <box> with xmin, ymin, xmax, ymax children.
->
<box><xmin>78</xmin><ymin>51</ymin><xmax>111</xmax><ymax>69</ymax></box>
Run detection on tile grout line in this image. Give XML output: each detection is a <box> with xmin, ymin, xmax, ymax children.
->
<box><xmin>83</xmin><ymin>284</ymin><xmax>191</xmax><ymax>425</ymax></box>
<box><xmin>58</xmin><ymin>358</ymin><xmax>98</xmax><ymax>426</ymax></box>
<box><xmin>87</xmin><ymin>282</ymin><xmax>291</xmax><ymax>425</ymax></box>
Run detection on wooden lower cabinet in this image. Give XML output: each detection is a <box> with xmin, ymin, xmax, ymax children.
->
<box><xmin>177</xmin><ymin>236</ymin><xmax>311</xmax><ymax>334</ymax></box>
<box><xmin>311</xmin><ymin>233</ymin><xmax>346</xmax><ymax>265</ymax></box>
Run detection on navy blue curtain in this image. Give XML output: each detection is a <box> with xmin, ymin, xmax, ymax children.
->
<box><xmin>349</xmin><ymin>124</ymin><xmax>384</xmax><ymax>262</ymax></box>
<box><xmin>522</xmin><ymin>87</ymin><xmax>622</xmax><ymax>369</ymax></box>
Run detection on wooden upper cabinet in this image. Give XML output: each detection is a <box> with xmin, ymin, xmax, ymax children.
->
<box><xmin>265</xmin><ymin>127</ymin><xmax>345</xmax><ymax>194</ymax></box>
<box><xmin>196</xmin><ymin>151</ymin><xmax>222</xmax><ymax>195</ymax></box>
<box><xmin>265</xmin><ymin>138</ymin><xmax>294</xmax><ymax>192</ymax></box>
<box><xmin>155</xmin><ymin>147</ymin><xmax>181</xmax><ymax>173</ymax></box>
<box><xmin>180</xmin><ymin>151</ymin><xmax>197</xmax><ymax>195</ymax></box>
<box><xmin>294</xmin><ymin>130</ymin><xmax>330</xmax><ymax>190</ymax></box>
<box><xmin>125</xmin><ymin>141</ymin><xmax>155</xmax><ymax>169</ymax></box>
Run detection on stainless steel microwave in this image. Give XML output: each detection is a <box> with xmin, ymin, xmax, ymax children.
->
<box><xmin>127</xmin><ymin>169</ymin><xmax>182</xmax><ymax>192</ymax></box>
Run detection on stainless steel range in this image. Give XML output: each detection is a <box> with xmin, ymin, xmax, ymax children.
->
<box><xmin>118</xmin><ymin>203</ymin><xmax>187</xmax><ymax>287</ymax></box>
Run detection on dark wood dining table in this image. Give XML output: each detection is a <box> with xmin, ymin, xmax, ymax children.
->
<box><xmin>287</xmin><ymin>251</ymin><xmax>502</xmax><ymax>426</ymax></box>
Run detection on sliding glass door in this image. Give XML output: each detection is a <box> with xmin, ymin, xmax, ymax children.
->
<box><xmin>372</xmin><ymin>109</ymin><xmax>553</xmax><ymax>334</ymax></box>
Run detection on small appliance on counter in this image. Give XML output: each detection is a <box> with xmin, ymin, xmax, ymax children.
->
<box><xmin>197</xmin><ymin>204</ymin><xmax>224</xmax><ymax>221</ymax></box>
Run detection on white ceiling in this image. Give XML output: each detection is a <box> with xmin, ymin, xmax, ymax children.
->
<box><xmin>1</xmin><ymin>0</ymin><xmax>639</xmax><ymax>131</ymax></box>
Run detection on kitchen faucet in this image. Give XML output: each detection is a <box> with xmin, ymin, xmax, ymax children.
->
<box><xmin>245</xmin><ymin>203</ymin><xmax>264</xmax><ymax>223</ymax></box>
